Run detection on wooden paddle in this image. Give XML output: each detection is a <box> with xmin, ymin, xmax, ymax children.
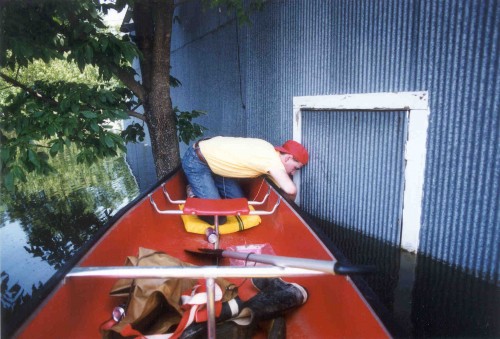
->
<box><xmin>185</xmin><ymin>248</ymin><xmax>376</xmax><ymax>275</ymax></box>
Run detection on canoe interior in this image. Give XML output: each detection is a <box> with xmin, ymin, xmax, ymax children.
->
<box><xmin>15</xmin><ymin>170</ymin><xmax>389</xmax><ymax>338</ymax></box>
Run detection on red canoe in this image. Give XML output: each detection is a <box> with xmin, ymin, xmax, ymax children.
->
<box><xmin>14</xmin><ymin>168</ymin><xmax>391</xmax><ymax>338</ymax></box>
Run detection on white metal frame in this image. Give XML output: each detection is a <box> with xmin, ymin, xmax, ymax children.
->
<box><xmin>292</xmin><ymin>92</ymin><xmax>430</xmax><ymax>252</ymax></box>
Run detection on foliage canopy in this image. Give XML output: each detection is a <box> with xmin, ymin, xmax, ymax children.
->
<box><xmin>0</xmin><ymin>0</ymin><xmax>262</xmax><ymax>191</ymax></box>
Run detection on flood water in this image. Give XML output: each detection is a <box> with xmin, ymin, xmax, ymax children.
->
<box><xmin>1</xmin><ymin>144</ymin><xmax>498</xmax><ymax>338</ymax></box>
<box><xmin>310</xmin><ymin>216</ymin><xmax>500</xmax><ymax>338</ymax></box>
<box><xmin>0</xmin><ymin>148</ymin><xmax>140</xmax><ymax>338</ymax></box>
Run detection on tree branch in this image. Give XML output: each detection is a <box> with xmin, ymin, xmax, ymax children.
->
<box><xmin>1</xmin><ymin>70</ymin><xmax>145</xmax><ymax>123</ymax></box>
<box><xmin>108</xmin><ymin>64</ymin><xmax>147</xmax><ymax>103</ymax></box>
<box><xmin>0</xmin><ymin>71</ymin><xmax>59</xmax><ymax>107</ymax></box>
<box><xmin>127</xmin><ymin>109</ymin><xmax>146</xmax><ymax>121</ymax></box>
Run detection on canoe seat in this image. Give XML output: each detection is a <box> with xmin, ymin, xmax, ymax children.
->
<box><xmin>182</xmin><ymin>197</ymin><xmax>250</xmax><ymax>216</ymax></box>
<box><xmin>149</xmin><ymin>185</ymin><xmax>280</xmax><ymax>217</ymax></box>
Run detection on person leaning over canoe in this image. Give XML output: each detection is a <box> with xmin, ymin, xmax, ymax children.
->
<box><xmin>181</xmin><ymin>136</ymin><xmax>309</xmax><ymax>224</ymax></box>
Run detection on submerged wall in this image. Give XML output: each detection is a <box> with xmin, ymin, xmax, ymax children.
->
<box><xmin>170</xmin><ymin>0</ymin><xmax>499</xmax><ymax>282</ymax></box>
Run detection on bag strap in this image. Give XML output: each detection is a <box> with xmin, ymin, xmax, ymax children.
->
<box><xmin>169</xmin><ymin>280</ymin><xmax>224</xmax><ymax>339</ymax></box>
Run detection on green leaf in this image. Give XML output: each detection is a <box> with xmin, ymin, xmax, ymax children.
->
<box><xmin>101</xmin><ymin>37</ymin><xmax>109</xmax><ymax>52</ymax></box>
<box><xmin>28</xmin><ymin>149</ymin><xmax>40</xmax><ymax>167</ymax></box>
<box><xmin>77</xmin><ymin>58</ymin><xmax>85</xmax><ymax>72</ymax></box>
<box><xmin>47</xmin><ymin>125</ymin><xmax>57</xmax><ymax>136</ymax></box>
<box><xmin>3</xmin><ymin>172</ymin><xmax>14</xmax><ymax>192</ymax></box>
<box><xmin>11</xmin><ymin>165</ymin><xmax>24</xmax><ymax>179</ymax></box>
<box><xmin>90</xmin><ymin>122</ymin><xmax>99</xmax><ymax>132</ymax></box>
<box><xmin>104</xmin><ymin>135</ymin><xmax>114</xmax><ymax>148</ymax></box>
<box><xmin>60</xmin><ymin>98</ymin><xmax>71</xmax><ymax>111</ymax></box>
<box><xmin>85</xmin><ymin>44</ymin><xmax>93</xmax><ymax>62</ymax></box>
<box><xmin>170</xmin><ymin>75</ymin><xmax>182</xmax><ymax>88</ymax></box>
<box><xmin>1</xmin><ymin>147</ymin><xmax>11</xmax><ymax>162</ymax></box>
<box><xmin>83</xmin><ymin>24</ymin><xmax>93</xmax><ymax>34</ymax></box>
<box><xmin>50</xmin><ymin>142</ymin><xmax>61</xmax><ymax>156</ymax></box>
<box><xmin>82</xmin><ymin>111</ymin><xmax>98</xmax><ymax>119</ymax></box>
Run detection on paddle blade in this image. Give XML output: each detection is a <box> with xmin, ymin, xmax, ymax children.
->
<box><xmin>184</xmin><ymin>248</ymin><xmax>224</xmax><ymax>258</ymax></box>
<box><xmin>197</xmin><ymin>248</ymin><xmax>225</xmax><ymax>255</ymax></box>
<box><xmin>184</xmin><ymin>249</ymin><xmax>223</xmax><ymax>266</ymax></box>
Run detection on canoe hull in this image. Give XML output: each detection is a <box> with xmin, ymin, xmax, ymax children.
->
<box><xmin>15</xmin><ymin>170</ymin><xmax>390</xmax><ymax>338</ymax></box>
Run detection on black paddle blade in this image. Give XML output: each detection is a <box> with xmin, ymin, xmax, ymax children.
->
<box><xmin>184</xmin><ymin>248</ymin><xmax>224</xmax><ymax>258</ymax></box>
<box><xmin>184</xmin><ymin>249</ymin><xmax>222</xmax><ymax>265</ymax></box>
<box><xmin>184</xmin><ymin>249</ymin><xmax>208</xmax><ymax>258</ymax></box>
<box><xmin>197</xmin><ymin>248</ymin><xmax>226</xmax><ymax>256</ymax></box>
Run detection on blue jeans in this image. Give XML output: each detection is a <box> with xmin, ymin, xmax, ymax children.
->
<box><xmin>181</xmin><ymin>145</ymin><xmax>245</xmax><ymax>199</ymax></box>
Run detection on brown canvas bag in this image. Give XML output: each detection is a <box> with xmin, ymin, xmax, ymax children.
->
<box><xmin>102</xmin><ymin>247</ymin><xmax>237</xmax><ymax>338</ymax></box>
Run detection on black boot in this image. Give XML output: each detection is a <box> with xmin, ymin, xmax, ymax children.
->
<box><xmin>239</xmin><ymin>278</ymin><xmax>308</xmax><ymax>323</ymax></box>
<box><xmin>250</xmin><ymin>278</ymin><xmax>298</xmax><ymax>339</ymax></box>
<box><xmin>251</xmin><ymin>277</ymin><xmax>303</xmax><ymax>293</ymax></box>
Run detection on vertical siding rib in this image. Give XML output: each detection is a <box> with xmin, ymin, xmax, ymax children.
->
<box><xmin>301</xmin><ymin>111</ymin><xmax>406</xmax><ymax>244</ymax></box>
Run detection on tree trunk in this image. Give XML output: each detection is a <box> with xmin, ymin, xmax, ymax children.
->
<box><xmin>133</xmin><ymin>0</ymin><xmax>180</xmax><ymax>178</ymax></box>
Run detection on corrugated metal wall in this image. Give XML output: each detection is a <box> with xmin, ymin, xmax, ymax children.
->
<box><xmin>301</xmin><ymin>110</ymin><xmax>408</xmax><ymax>244</ymax></box>
<box><xmin>170</xmin><ymin>0</ymin><xmax>499</xmax><ymax>282</ymax></box>
<box><xmin>171</xmin><ymin>1</ymin><xmax>247</xmax><ymax>137</ymax></box>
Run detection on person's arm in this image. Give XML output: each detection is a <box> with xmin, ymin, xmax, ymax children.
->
<box><xmin>268</xmin><ymin>168</ymin><xmax>297</xmax><ymax>200</ymax></box>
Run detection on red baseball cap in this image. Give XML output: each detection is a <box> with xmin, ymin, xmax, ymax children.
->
<box><xmin>275</xmin><ymin>140</ymin><xmax>309</xmax><ymax>165</ymax></box>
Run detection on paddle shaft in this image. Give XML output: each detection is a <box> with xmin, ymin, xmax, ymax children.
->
<box><xmin>66</xmin><ymin>265</ymin><xmax>324</xmax><ymax>279</ymax></box>
<box><xmin>220</xmin><ymin>250</ymin><xmax>338</xmax><ymax>274</ymax></box>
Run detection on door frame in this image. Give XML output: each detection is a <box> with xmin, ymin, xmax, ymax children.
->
<box><xmin>292</xmin><ymin>91</ymin><xmax>429</xmax><ymax>252</ymax></box>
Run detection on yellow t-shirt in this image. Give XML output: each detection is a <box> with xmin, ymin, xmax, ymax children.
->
<box><xmin>199</xmin><ymin>137</ymin><xmax>285</xmax><ymax>178</ymax></box>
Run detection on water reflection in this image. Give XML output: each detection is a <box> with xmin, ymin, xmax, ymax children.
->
<box><xmin>1</xmin><ymin>221</ymin><xmax>50</xmax><ymax>309</ymax></box>
<box><xmin>412</xmin><ymin>255</ymin><xmax>500</xmax><ymax>337</ymax></box>
<box><xmin>310</xmin><ymin>216</ymin><xmax>499</xmax><ymax>338</ymax></box>
<box><xmin>1</xmin><ymin>146</ymin><xmax>139</xmax><ymax>337</ymax></box>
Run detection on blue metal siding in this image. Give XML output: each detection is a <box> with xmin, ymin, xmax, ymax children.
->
<box><xmin>415</xmin><ymin>1</ymin><xmax>500</xmax><ymax>282</ymax></box>
<box><xmin>170</xmin><ymin>0</ymin><xmax>499</xmax><ymax>282</ymax></box>
<box><xmin>171</xmin><ymin>3</ymin><xmax>247</xmax><ymax>137</ymax></box>
<box><xmin>301</xmin><ymin>110</ymin><xmax>408</xmax><ymax>244</ymax></box>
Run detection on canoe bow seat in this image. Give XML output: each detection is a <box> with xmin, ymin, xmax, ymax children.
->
<box><xmin>149</xmin><ymin>185</ymin><xmax>281</xmax><ymax>240</ymax></box>
<box><xmin>149</xmin><ymin>183</ymin><xmax>281</xmax><ymax>217</ymax></box>
<box><xmin>183</xmin><ymin>197</ymin><xmax>250</xmax><ymax>216</ymax></box>
<box><xmin>180</xmin><ymin>198</ymin><xmax>261</xmax><ymax>236</ymax></box>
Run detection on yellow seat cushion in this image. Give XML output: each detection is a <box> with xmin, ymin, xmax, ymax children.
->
<box><xmin>180</xmin><ymin>204</ymin><xmax>261</xmax><ymax>234</ymax></box>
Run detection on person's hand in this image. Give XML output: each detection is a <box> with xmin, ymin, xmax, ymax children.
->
<box><xmin>268</xmin><ymin>168</ymin><xmax>297</xmax><ymax>196</ymax></box>
<box><xmin>281</xmin><ymin>191</ymin><xmax>297</xmax><ymax>202</ymax></box>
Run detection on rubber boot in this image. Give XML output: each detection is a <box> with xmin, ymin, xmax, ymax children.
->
<box><xmin>239</xmin><ymin>278</ymin><xmax>308</xmax><ymax>323</ymax></box>
<box><xmin>251</xmin><ymin>277</ymin><xmax>301</xmax><ymax>293</ymax></box>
